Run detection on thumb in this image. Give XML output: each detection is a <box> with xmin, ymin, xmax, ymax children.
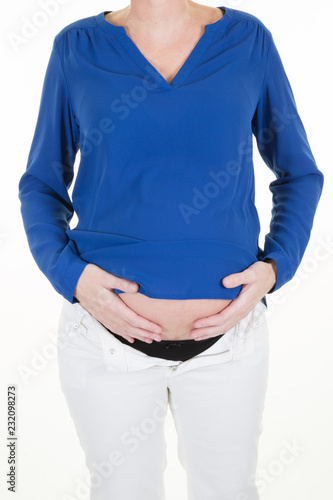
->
<box><xmin>106</xmin><ymin>272</ymin><xmax>139</xmax><ymax>293</ymax></box>
<box><xmin>222</xmin><ymin>273</ymin><xmax>241</xmax><ymax>288</ymax></box>
<box><xmin>116</xmin><ymin>278</ymin><xmax>139</xmax><ymax>293</ymax></box>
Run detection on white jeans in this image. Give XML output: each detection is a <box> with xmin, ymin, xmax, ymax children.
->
<box><xmin>56</xmin><ymin>298</ymin><xmax>270</xmax><ymax>500</ymax></box>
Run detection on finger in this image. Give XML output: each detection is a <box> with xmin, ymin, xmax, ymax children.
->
<box><xmin>122</xmin><ymin>334</ymin><xmax>135</xmax><ymax>343</ymax></box>
<box><xmin>106</xmin><ymin>320</ymin><xmax>158</xmax><ymax>343</ymax></box>
<box><xmin>190</xmin><ymin>301</ymin><xmax>248</xmax><ymax>338</ymax></box>
<box><xmin>124</xmin><ymin>332</ymin><xmax>152</xmax><ymax>343</ymax></box>
<box><xmin>111</xmin><ymin>294</ymin><xmax>163</xmax><ymax>335</ymax></box>
<box><xmin>121</xmin><ymin>326</ymin><xmax>163</xmax><ymax>343</ymax></box>
<box><xmin>108</xmin><ymin>317</ymin><xmax>162</xmax><ymax>342</ymax></box>
<box><xmin>189</xmin><ymin>326</ymin><xmax>230</xmax><ymax>340</ymax></box>
<box><xmin>123</xmin><ymin>325</ymin><xmax>161</xmax><ymax>342</ymax></box>
<box><xmin>104</xmin><ymin>274</ymin><xmax>139</xmax><ymax>294</ymax></box>
<box><xmin>193</xmin><ymin>335</ymin><xmax>214</xmax><ymax>341</ymax></box>
<box><xmin>193</xmin><ymin>300</ymin><xmax>242</xmax><ymax>329</ymax></box>
<box><xmin>190</xmin><ymin>325</ymin><xmax>231</xmax><ymax>339</ymax></box>
<box><xmin>222</xmin><ymin>268</ymin><xmax>254</xmax><ymax>288</ymax></box>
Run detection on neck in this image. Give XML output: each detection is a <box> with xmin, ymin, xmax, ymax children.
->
<box><xmin>118</xmin><ymin>0</ymin><xmax>200</xmax><ymax>37</ymax></box>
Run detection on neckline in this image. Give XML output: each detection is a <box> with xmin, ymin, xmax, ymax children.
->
<box><xmin>95</xmin><ymin>6</ymin><xmax>230</xmax><ymax>91</ymax></box>
<box><xmin>96</xmin><ymin>6</ymin><xmax>229</xmax><ymax>37</ymax></box>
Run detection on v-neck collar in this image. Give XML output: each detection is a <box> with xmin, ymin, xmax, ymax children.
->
<box><xmin>95</xmin><ymin>6</ymin><xmax>231</xmax><ymax>91</ymax></box>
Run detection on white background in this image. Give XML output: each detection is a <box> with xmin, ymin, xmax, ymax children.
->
<box><xmin>1</xmin><ymin>0</ymin><xmax>332</xmax><ymax>499</ymax></box>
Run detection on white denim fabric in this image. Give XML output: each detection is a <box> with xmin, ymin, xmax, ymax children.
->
<box><xmin>57</xmin><ymin>298</ymin><xmax>269</xmax><ymax>500</ymax></box>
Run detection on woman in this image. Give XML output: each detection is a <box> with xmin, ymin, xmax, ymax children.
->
<box><xmin>18</xmin><ymin>1</ymin><xmax>324</xmax><ymax>499</ymax></box>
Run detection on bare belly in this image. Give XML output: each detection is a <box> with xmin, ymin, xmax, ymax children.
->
<box><xmin>118</xmin><ymin>292</ymin><xmax>232</xmax><ymax>340</ymax></box>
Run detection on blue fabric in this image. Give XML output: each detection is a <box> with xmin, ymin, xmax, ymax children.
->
<box><xmin>18</xmin><ymin>6</ymin><xmax>324</xmax><ymax>305</ymax></box>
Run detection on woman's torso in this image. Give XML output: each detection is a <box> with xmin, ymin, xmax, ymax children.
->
<box><xmin>119</xmin><ymin>292</ymin><xmax>232</xmax><ymax>341</ymax></box>
<box><xmin>104</xmin><ymin>5</ymin><xmax>224</xmax><ymax>85</ymax></box>
<box><xmin>106</xmin><ymin>5</ymin><xmax>230</xmax><ymax>341</ymax></box>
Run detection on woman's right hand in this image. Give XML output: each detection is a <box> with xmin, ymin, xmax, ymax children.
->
<box><xmin>73</xmin><ymin>263</ymin><xmax>162</xmax><ymax>344</ymax></box>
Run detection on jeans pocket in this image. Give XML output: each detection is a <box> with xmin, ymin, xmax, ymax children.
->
<box><xmin>70</xmin><ymin>306</ymin><xmax>130</xmax><ymax>372</ymax></box>
<box><xmin>247</xmin><ymin>299</ymin><xmax>267</xmax><ymax>331</ymax></box>
<box><xmin>238</xmin><ymin>300</ymin><xmax>267</xmax><ymax>335</ymax></box>
<box><xmin>232</xmin><ymin>301</ymin><xmax>268</xmax><ymax>361</ymax></box>
<box><xmin>56</xmin><ymin>301</ymin><xmax>109</xmax><ymax>390</ymax></box>
<box><xmin>57</xmin><ymin>299</ymin><xmax>102</xmax><ymax>350</ymax></box>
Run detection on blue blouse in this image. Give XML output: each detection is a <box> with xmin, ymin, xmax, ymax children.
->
<box><xmin>18</xmin><ymin>6</ymin><xmax>324</xmax><ymax>305</ymax></box>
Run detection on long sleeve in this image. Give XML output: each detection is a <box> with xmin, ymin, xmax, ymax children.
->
<box><xmin>252</xmin><ymin>31</ymin><xmax>324</xmax><ymax>294</ymax></box>
<box><xmin>18</xmin><ymin>37</ymin><xmax>88</xmax><ymax>303</ymax></box>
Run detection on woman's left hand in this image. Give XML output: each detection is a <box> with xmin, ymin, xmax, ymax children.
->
<box><xmin>189</xmin><ymin>260</ymin><xmax>277</xmax><ymax>340</ymax></box>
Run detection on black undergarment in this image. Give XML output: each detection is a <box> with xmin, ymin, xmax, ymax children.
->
<box><xmin>106</xmin><ymin>329</ymin><xmax>225</xmax><ymax>362</ymax></box>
